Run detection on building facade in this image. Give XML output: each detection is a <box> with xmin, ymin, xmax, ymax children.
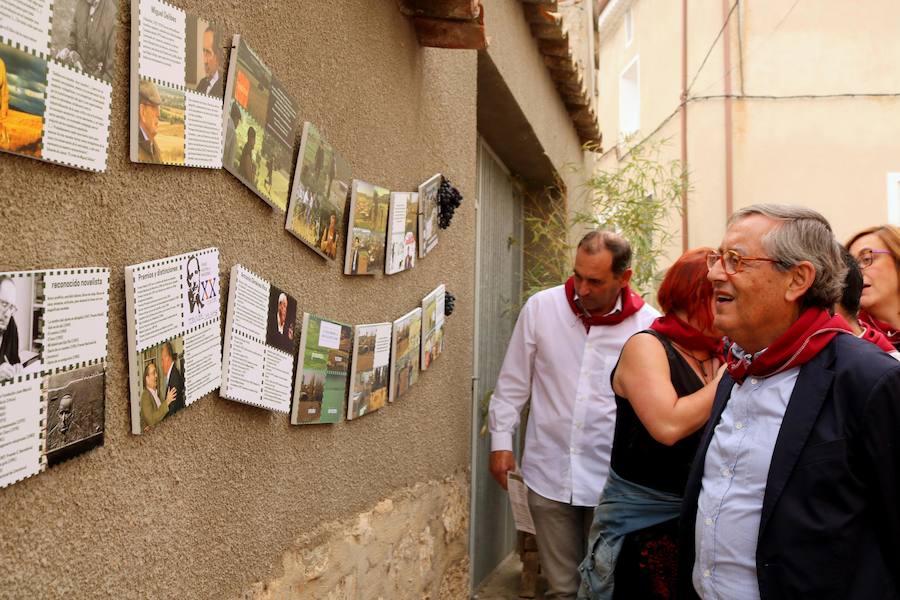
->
<box><xmin>595</xmin><ymin>0</ymin><xmax>900</xmax><ymax>257</ymax></box>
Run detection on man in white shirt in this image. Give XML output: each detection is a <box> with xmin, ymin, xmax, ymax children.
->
<box><xmin>679</xmin><ymin>205</ymin><xmax>900</xmax><ymax>599</ymax></box>
<box><xmin>489</xmin><ymin>230</ymin><xmax>659</xmax><ymax>599</ymax></box>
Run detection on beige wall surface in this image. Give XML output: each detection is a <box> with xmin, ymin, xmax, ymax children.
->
<box><xmin>483</xmin><ymin>0</ymin><xmax>594</xmax><ymax>212</ymax></box>
<box><xmin>596</xmin><ymin>0</ymin><xmax>900</xmax><ymax>267</ymax></box>
<box><xmin>0</xmin><ymin>1</ymin><xmax>477</xmax><ymax>598</ymax></box>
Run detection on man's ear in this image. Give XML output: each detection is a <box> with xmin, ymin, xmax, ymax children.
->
<box><xmin>619</xmin><ymin>267</ymin><xmax>633</xmax><ymax>288</ymax></box>
<box><xmin>785</xmin><ymin>261</ymin><xmax>816</xmax><ymax>303</ymax></box>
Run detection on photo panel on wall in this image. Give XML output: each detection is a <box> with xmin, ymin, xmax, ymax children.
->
<box><xmin>286</xmin><ymin>122</ymin><xmax>352</xmax><ymax>261</ymax></box>
<box><xmin>222</xmin><ymin>35</ymin><xmax>299</xmax><ymax>211</ymax></box>
<box><xmin>344</xmin><ymin>180</ymin><xmax>390</xmax><ymax>276</ymax></box>
<box><xmin>220</xmin><ymin>265</ymin><xmax>298</xmax><ymax>413</ymax></box>
<box><xmin>129</xmin><ymin>0</ymin><xmax>228</xmax><ymax>168</ymax></box>
<box><xmin>0</xmin><ymin>0</ymin><xmax>116</xmax><ymax>171</ymax></box>
<box><xmin>124</xmin><ymin>248</ymin><xmax>222</xmax><ymax>434</ymax></box>
<box><xmin>0</xmin><ymin>268</ymin><xmax>110</xmax><ymax>490</ymax></box>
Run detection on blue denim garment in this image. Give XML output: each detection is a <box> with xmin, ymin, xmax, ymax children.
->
<box><xmin>577</xmin><ymin>468</ymin><xmax>683</xmax><ymax>600</ymax></box>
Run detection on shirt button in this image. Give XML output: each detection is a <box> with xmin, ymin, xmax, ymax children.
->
<box><xmin>705</xmin><ymin>518</ymin><xmax>712</xmax><ymax>526</ymax></box>
<box><xmin>575</xmin><ymin>421</ymin><xmax>583</xmax><ymax>429</ymax></box>
<box><xmin>750</xmin><ymin>378</ymin><xmax>758</xmax><ymax>385</ymax></box>
<box><xmin>721</xmin><ymin>467</ymin><xmax>732</xmax><ymax>477</ymax></box>
<box><xmin>735</xmin><ymin>422</ymin><xmax>744</xmax><ymax>430</ymax></box>
<box><xmin>703</xmin><ymin>569</ymin><xmax>711</xmax><ymax>578</ymax></box>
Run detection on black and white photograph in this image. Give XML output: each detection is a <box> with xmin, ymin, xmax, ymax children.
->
<box><xmin>0</xmin><ymin>274</ymin><xmax>43</xmax><ymax>383</ymax></box>
<box><xmin>45</xmin><ymin>363</ymin><xmax>105</xmax><ymax>467</ymax></box>
<box><xmin>50</xmin><ymin>0</ymin><xmax>118</xmax><ymax>83</ymax></box>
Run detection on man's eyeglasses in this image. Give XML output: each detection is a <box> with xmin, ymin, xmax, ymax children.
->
<box><xmin>706</xmin><ymin>250</ymin><xmax>781</xmax><ymax>275</ymax></box>
<box><xmin>854</xmin><ymin>248</ymin><xmax>892</xmax><ymax>270</ymax></box>
<box><xmin>0</xmin><ymin>301</ymin><xmax>17</xmax><ymax>316</ymax></box>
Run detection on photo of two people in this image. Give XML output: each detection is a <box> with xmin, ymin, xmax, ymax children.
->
<box><xmin>138</xmin><ymin>337</ymin><xmax>185</xmax><ymax>432</ymax></box>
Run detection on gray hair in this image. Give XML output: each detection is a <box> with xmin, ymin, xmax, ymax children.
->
<box><xmin>729</xmin><ymin>204</ymin><xmax>846</xmax><ymax>309</ymax></box>
<box><xmin>577</xmin><ymin>230</ymin><xmax>632</xmax><ymax>276</ymax></box>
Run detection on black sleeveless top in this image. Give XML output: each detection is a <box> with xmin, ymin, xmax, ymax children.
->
<box><xmin>609</xmin><ymin>329</ymin><xmax>706</xmax><ymax>495</ymax></box>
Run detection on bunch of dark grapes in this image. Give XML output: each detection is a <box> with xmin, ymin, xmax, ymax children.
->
<box><xmin>444</xmin><ymin>291</ymin><xmax>456</xmax><ymax>317</ymax></box>
<box><xmin>437</xmin><ymin>178</ymin><xmax>463</xmax><ymax>229</ymax></box>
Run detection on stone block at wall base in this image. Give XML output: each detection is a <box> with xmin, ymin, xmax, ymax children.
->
<box><xmin>245</xmin><ymin>470</ymin><xmax>469</xmax><ymax>599</ymax></box>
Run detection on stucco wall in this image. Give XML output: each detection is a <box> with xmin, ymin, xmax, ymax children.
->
<box><xmin>0</xmin><ymin>1</ymin><xmax>477</xmax><ymax>598</ymax></box>
<box><xmin>482</xmin><ymin>0</ymin><xmax>595</xmax><ymax>215</ymax></box>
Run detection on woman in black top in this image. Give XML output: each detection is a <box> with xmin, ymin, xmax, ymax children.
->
<box><xmin>578</xmin><ymin>248</ymin><xmax>723</xmax><ymax>600</ymax></box>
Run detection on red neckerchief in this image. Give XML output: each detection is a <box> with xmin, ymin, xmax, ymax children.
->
<box><xmin>860</xmin><ymin>323</ymin><xmax>897</xmax><ymax>353</ymax></box>
<box><xmin>858</xmin><ymin>310</ymin><xmax>900</xmax><ymax>349</ymax></box>
<box><xmin>725</xmin><ymin>307</ymin><xmax>851</xmax><ymax>384</ymax></box>
<box><xmin>650</xmin><ymin>313</ymin><xmax>723</xmax><ymax>356</ymax></box>
<box><xmin>564</xmin><ymin>276</ymin><xmax>644</xmax><ymax>332</ymax></box>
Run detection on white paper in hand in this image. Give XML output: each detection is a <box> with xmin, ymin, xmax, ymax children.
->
<box><xmin>507</xmin><ymin>470</ymin><xmax>536</xmax><ymax>535</ymax></box>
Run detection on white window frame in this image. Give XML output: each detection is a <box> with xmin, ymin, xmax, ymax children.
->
<box><xmin>888</xmin><ymin>172</ymin><xmax>900</xmax><ymax>225</ymax></box>
<box><xmin>624</xmin><ymin>7</ymin><xmax>634</xmax><ymax>47</ymax></box>
<box><xmin>618</xmin><ymin>55</ymin><xmax>640</xmax><ymax>138</ymax></box>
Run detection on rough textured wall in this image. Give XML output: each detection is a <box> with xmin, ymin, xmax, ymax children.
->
<box><xmin>0</xmin><ymin>1</ymin><xmax>476</xmax><ymax>598</ymax></box>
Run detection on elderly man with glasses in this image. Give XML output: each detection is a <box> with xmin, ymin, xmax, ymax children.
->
<box><xmin>0</xmin><ymin>277</ymin><xmax>22</xmax><ymax>381</ymax></box>
<box><xmin>678</xmin><ymin>205</ymin><xmax>900</xmax><ymax>599</ymax></box>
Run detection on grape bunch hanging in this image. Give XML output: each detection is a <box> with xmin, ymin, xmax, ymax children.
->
<box><xmin>444</xmin><ymin>291</ymin><xmax>456</xmax><ymax>317</ymax></box>
<box><xmin>437</xmin><ymin>178</ymin><xmax>463</xmax><ymax>229</ymax></box>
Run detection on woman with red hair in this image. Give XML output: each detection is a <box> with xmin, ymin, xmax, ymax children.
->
<box><xmin>578</xmin><ymin>248</ymin><xmax>723</xmax><ymax>600</ymax></box>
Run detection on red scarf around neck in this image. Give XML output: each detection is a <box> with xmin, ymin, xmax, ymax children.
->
<box><xmin>650</xmin><ymin>313</ymin><xmax>723</xmax><ymax>356</ymax></box>
<box><xmin>564</xmin><ymin>276</ymin><xmax>644</xmax><ymax>331</ymax></box>
<box><xmin>725</xmin><ymin>307</ymin><xmax>851</xmax><ymax>384</ymax></box>
<box><xmin>858</xmin><ymin>310</ymin><xmax>900</xmax><ymax>349</ymax></box>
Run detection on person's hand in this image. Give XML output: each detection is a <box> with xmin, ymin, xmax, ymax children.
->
<box><xmin>0</xmin><ymin>361</ymin><xmax>16</xmax><ymax>380</ymax></box>
<box><xmin>165</xmin><ymin>387</ymin><xmax>176</xmax><ymax>407</ymax></box>
<box><xmin>489</xmin><ymin>450</ymin><xmax>516</xmax><ymax>491</ymax></box>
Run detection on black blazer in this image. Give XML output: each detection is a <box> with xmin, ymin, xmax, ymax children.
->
<box><xmin>165</xmin><ymin>364</ymin><xmax>186</xmax><ymax>415</ymax></box>
<box><xmin>678</xmin><ymin>334</ymin><xmax>900</xmax><ymax>600</ymax></box>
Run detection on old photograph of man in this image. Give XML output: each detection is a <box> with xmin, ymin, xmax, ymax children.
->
<box><xmin>0</xmin><ymin>275</ymin><xmax>43</xmax><ymax>383</ymax></box>
<box><xmin>50</xmin><ymin>0</ymin><xmax>117</xmax><ymax>84</ymax></box>
<box><xmin>0</xmin><ymin>43</ymin><xmax>46</xmax><ymax>160</ymax></box>
<box><xmin>265</xmin><ymin>286</ymin><xmax>296</xmax><ymax>355</ymax></box>
<box><xmin>136</xmin><ymin>78</ymin><xmax>185</xmax><ymax>165</ymax></box>
<box><xmin>186</xmin><ymin>16</ymin><xmax>225</xmax><ymax>98</ymax></box>
<box><xmin>45</xmin><ymin>363</ymin><xmax>105</xmax><ymax>467</ymax></box>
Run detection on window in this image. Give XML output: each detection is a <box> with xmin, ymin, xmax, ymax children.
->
<box><xmin>624</xmin><ymin>7</ymin><xmax>634</xmax><ymax>47</ymax></box>
<box><xmin>619</xmin><ymin>55</ymin><xmax>640</xmax><ymax>137</ymax></box>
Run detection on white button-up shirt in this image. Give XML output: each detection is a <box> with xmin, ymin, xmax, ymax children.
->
<box><xmin>488</xmin><ymin>284</ymin><xmax>659</xmax><ymax>506</ymax></box>
<box><xmin>693</xmin><ymin>367</ymin><xmax>800</xmax><ymax>599</ymax></box>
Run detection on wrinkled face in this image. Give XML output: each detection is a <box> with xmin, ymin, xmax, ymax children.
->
<box><xmin>708</xmin><ymin>214</ymin><xmax>797</xmax><ymax>353</ymax></box>
<box><xmin>848</xmin><ymin>233</ymin><xmax>899</xmax><ymax>315</ymax></box>
<box><xmin>58</xmin><ymin>395</ymin><xmax>74</xmax><ymax>433</ymax></box>
<box><xmin>187</xmin><ymin>258</ymin><xmax>201</xmax><ymax>299</ymax></box>
<box><xmin>145</xmin><ymin>362</ymin><xmax>158</xmax><ymax>391</ymax></box>
<box><xmin>202</xmin><ymin>30</ymin><xmax>219</xmax><ymax>78</ymax></box>
<box><xmin>139</xmin><ymin>102</ymin><xmax>160</xmax><ymax>138</ymax></box>
<box><xmin>572</xmin><ymin>248</ymin><xmax>630</xmax><ymax>314</ymax></box>
<box><xmin>278</xmin><ymin>297</ymin><xmax>287</xmax><ymax>324</ymax></box>
<box><xmin>0</xmin><ymin>279</ymin><xmax>16</xmax><ymax>331</ymax></box>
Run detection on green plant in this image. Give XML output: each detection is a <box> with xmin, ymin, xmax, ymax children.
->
<box><xmin>521</xmin><ymin>138</ymin><xmax>687</xmax><ymax>301</ymax></box>
<box><xmin>578</xmin><ymin>138</ymin><xmax>687</xmax><ymax>295</ymax></box>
